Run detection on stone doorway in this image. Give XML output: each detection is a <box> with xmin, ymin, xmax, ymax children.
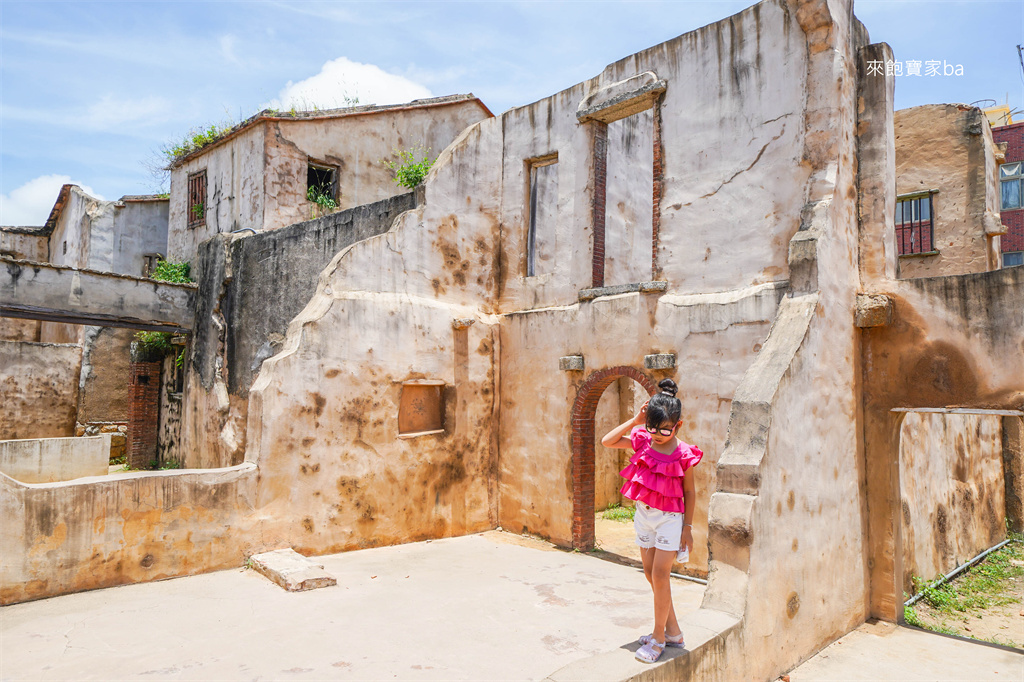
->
<box><xmin>570</xmin><ymin>366</ymin><xmax>655</xmax><ymax>550</ymax></box>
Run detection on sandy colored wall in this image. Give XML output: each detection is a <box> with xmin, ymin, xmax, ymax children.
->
<box><xmin>894</xmin><ymin>104</ymin><xmax>1003</xmax><ymax>279</ymax></box>
<box><xmin>899</xmin><ymin>411</ymin><xmax>1007</xmax><ymax>592</ymax></box>
<box><xmin>77</xmin><ymin>326</ymin><xmax>133</xmax><ymax>425</ymax></box>
<box><xmin>262</xmin><ymin>101</ymin><xmax>489</xmax><ymax>229</ymax></box>
<box><xmin>0</xmin><ymin>434</ymin><xmax>110</xmax><ymax>484</ymax></box>
<box><xmin>0</xmin><ymin>225</ymin><xmax>46</xmax><ymax>342</ymax></box>
<box><xmin>0</xmin><ymin>340</ymin><xmax>82</xmax><ymax>440</ymax></box>
<box><xmin>167</xmin><ymin>125</ymin><xmax>266</xmax><ymax>263</ymax></box>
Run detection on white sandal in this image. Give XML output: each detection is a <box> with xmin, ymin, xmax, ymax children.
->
<box><xmin>635</xmin><ymin>639</ymin><xmax>665</xmax><ymax>663</ymax></box>
<box><xmin>638</xmin><ymin>631</ymin><xmax>684</xmax><ymax>648</ymax></box>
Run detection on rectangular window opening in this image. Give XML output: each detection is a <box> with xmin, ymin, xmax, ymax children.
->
<box><xmin>896</xmin><ymin>193</ymin><xmax>935</xmax><ymax>256</ymax></box>
<box><xmin>307</xmin><ymin>162</ymin><xmax>338</xmax><ymax>205</ymax></box>
<box><xmin>526</xmin><ymin>154</ymin><xmax>558</xmax><ymax>277</ymax></box>
<box><xmin>1004</xmin><ymin>251</ymin><xmax>1023</xmax><ymax>268</ymax></box>
<box><xmin>1000</xmin><ymin>162</ymin><xmax>1022</xmax><ymax>210</ymax></box>
<box><xmin>142</xmin><ymin>253</ymin><xmax>164</xmax><ymax>278</ymax></box>
<box><xmin>187</xmin><ymin>170</ymin><xmax>207</xmax><ymax>229</ymax></box>
<box><xmin>603</xmin><ymin>109</ymin><xmax>655</xmax><ymax>286</ymax></box>
<box><xmin>398</xmin><ymin>380</ymin><xmax>446</xmax><ymax>437</ymax></box>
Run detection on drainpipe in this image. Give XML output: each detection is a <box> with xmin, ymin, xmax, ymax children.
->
<box><xmin>904</xmin><ymin>538</ymin><xmax>1014</xmax><ymax>607</ymax></box>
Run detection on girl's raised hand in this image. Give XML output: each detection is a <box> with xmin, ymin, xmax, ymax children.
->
<box><xmin>632</xmin><ymin>401</ymin><xmax>649</xmax><ymax>425</ymax></box>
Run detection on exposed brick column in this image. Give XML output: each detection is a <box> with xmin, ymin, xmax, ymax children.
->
<box><xmin>652</xmin><ymin>100</ymin><xmax>665</xmax><ymax>279</ymax></box>
<box><xmin>570</xmin><ymin>366</ymin><xmax>656</xmax><ymax>550</ymax></box>
<box><xmin>591</xmin><ymin>122</ymin><xmax>609</xmax><ymax>288</ymax></box>
<box><xmin>127</xmin><ymin>360</ymin><xmax>161</xmax><ymax>469</ymax></box>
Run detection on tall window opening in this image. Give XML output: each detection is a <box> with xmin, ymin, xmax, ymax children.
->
<box><xmin>601</xmin><ymin>109</ymin><xmax>656</xmax><ymax>287</ymax></box>
<box><xmin>187</xmin><ymin>170</ymin><xmax>207</xmax><ymax>229</ymax></box>
<box><xmin>896</xmin><ymin>192</ymin><xmax>935</xmax><ymax>255</ymax></box>
<box><xmin>527</xmin><ymin>154</ymin><xmax>558</xmax><ymax>277</ymax></box>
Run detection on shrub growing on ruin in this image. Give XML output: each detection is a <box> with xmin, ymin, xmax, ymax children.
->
<box><xmin>383</xmin><ymin>145</ymin><xmax>434</xmax><ymax>188</ymax></box>
<box><xmin>133</xmin><ymin>260</ymin><xmax>192</xmax><ymax>362</ymax></box>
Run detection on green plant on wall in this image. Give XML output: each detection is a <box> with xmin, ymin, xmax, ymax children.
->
<box><xmin>383</xmin><ymin>145</ymin><xmax>434</xmax><ymax>189</ymax></box>
<box><xmin>307</xmin><ymin>184</ymin><xmax>338</xmax><ymax>218</ymax></box>
<box><xmin>190</xmin><ymin>202</ymin><xmax>205</xmax><ymax>221</ymax></box>
<box><xmin>133</xmin><ymin>260</ymin><xmax>192</xmax><ymax>362</ymax></box>
<box><xmin>162</xmin><ymin>122</ymin><xmax>236</xmax><ymax>165</ymax></box>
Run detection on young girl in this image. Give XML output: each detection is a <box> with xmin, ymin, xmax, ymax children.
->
<box><xmin>600</xmin><ymin>378</ymin><xmax>703</xmax><ymax>664</ymax></box>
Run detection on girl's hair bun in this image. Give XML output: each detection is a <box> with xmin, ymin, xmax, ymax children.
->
<box><xmin>658</xmin><ymin>378</ymin><xmax>678</xmax><ymax>397</ymax></box>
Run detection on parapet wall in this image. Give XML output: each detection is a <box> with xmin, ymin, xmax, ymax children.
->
<box><xmin>0</xmin><ymin>434</ymin><xmax>110</xmax><ymax>484</ymax></box>
<box><xmin>0</xmin><ymin>340</ymin><xmax>82</xmax><ymax>440</ymax></box>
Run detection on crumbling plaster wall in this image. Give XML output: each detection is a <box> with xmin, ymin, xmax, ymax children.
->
<box><xmin>262</xmin><ymin>102</ymin><xmax>489</xmax><ymax>229</ymax></box>
<box><xmin>0</xmin><ymin>230</ymin><xmax>47</xmax><ymax>340</ymax></box>
<box><xmin>107</xmin><ymin>198</ymin><xmax>170</xmax><ymax>276</ymax></box>
<box><xmin>77</xmin><ymin>326</ymin><xmax>133</xmax><ymax>425</ymax></box>
<box><xmin>894</xmin><ymin>104</ymin><xmax>1004</xmax><ymax>279</ymax></box>
<box><xmin>899</xmin><ymin>411</ymin><xmax>1007</xmax><ymax>593</ymax></box>
<box><xmin>177</xmin><ymin>190</ymin><xmax>422</xmax><ymax>469</ymax></box>
<box><xmin>0</xmin><ymin>340</ymin><xmax>82</xmax><ymax>440</ymax></box>
<box><xmin>167</xmin><ymin>125</ymin><xmax>265</xmax><ymax>263</ymax></box>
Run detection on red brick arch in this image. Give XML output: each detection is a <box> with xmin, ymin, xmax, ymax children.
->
<box><xmin>570</xmin><ymin>366</ymin><xmax>657</xmax><ymax>550</ymax></box>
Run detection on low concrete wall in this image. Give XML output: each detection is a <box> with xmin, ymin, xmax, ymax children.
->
<box><xmin>0</xmin><ymin>434</ymin><xmax>111</xmax><ymax>483</ymax></box>
<box><xmin>899</xmin><ymin>410</ymin><xmax>1008</xmax><ymax>592</ymax></box>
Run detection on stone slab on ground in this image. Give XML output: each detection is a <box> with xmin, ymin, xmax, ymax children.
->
<box><xmin>0</xmin><ymin>531</ymin><xmax>705</xmax><ymax>681</ymax></box>
<box><xmin>786</xmin><ymin>620</ymin><xmax>1023</xmax><ymax>681</ymax></box>
<box><xmin>250</xmin><ymin>547</ymin><xmax>337</xmax><ymax>591</ymax></box>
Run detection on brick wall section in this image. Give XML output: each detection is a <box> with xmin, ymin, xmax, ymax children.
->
<box><xmin>652</xmin><ymin>101</ymin><xmax>665</xmax><ymax>278</ymax></box>
<box><xmin>591</xmin><ymin>122</ymin><xmax>608</xmax><ymax>288</ymax></box>
<box><xmin>993</xmin><ymin>121</ymin><xmax>1024</xmax><ymax>254</ymax></box>
<box><xmin>570</xmin><ymin>366</ymin><xmax>657</xmax><ymax>549</ymax></box>
<box><xmin>127</xmin><ymin>361</ymin><xmax>161</xmax><ymax>469</ymax></box>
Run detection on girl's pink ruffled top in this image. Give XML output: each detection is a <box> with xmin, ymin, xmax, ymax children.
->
<box><xmin>619</xmin><ymin>426</ymin><xmax>703</xmax><ymax>513</ymax></box>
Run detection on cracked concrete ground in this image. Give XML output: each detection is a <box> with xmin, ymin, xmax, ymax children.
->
<box><xmin>0</xmin><ymin>531</ymin><xmax>704</xmax><ymax>681</ymax></box>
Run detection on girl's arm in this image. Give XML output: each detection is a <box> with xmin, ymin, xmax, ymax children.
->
<box><xmin>600</xmin><ymin>401</ymin><xmax>648</xmax><ymax>449</ymax></box>
<box><xmin>681</xmin><ymin>468</ymin><xmax>697</xmax><ymax>551</ymax></box>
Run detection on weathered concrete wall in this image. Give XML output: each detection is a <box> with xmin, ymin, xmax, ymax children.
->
<box><xmin>77</xmin><ymin>326</ymin><xmax>133</xmax><ymax>424</ymax></box>
<box><xmin>894</xmin><ymin>104</ymin><xmax>1004</xmax><ymax>279</ymax></box>
<box><xmin>860</xmin><ymin>266</ymin><xmax>1024</xmax><ymax>619</ymax></box>
<box><xmin>0</xmin><ymin>434</ymin><xmax>110</xmax><ymax>483</ymax></box>
<box><xmin>167</xmin><ymin>125</ymin><xmax>266</xmax><ymax>264</ymax></box>
<box><xmin>899</xmin><ymin>410</ymin><xmax>1007</xmax><ymax>592</ymax></box>
<box><xmin>178</xmin><ymin>190</ymin><xmax>421</xmax><ymax>468</ymax></box>
<box><xmin>156</xmin><ymin>353</ymin><xmax>183</xmax><ymax>467</ymax></box>
<box><xmin>604</xmin><ymin>109</ymin><xmax>655</xmax><ymax>286</ymax></box>
<box><xmin>262</xmin><ymin>101</ymin><xmax>488</xmax><ymax>228</ymax></box>
<box><xmin>166</xmin><ymin>100</ymin><xmax>490</xmax><ymax>264</ymax></box>
<box><xmin>105</xmin><ymin>198</ymin><xmax>169</xmax><ymax>277</ymax></box>
<box><xmin>0</xmin><ymin>340</ymin><xmax>82</xmax><ymax>439</ymax></box>
<box><xmin>0</xmin><ymin>464</ymin><xmax>258</xmax><ymax>605</ymax></box>
<box><xmin>0</xmin><ymin>258</ymin><xmax>196</xmax><ymax>333</ymax></box>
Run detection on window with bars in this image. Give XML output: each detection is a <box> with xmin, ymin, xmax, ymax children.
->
<box><xmin>187</xmin><ymin>170</ymin><xmax>207</xmax><ymax>229</ymax></box>
<box><xmin>1000</xmin><ymin>162</ymin><xmax>1022</xmax><ymax>210</ymax></box>
<box><xmin>896</xmin><ymin>193</ymin><xmax>934</xmax><ymax>255</ymax></box>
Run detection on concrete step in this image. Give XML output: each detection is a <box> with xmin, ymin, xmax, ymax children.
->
<box><xmin>250</xmin><ymin>548</ymin><xmax>337</xmax><ymax>592</ymax></box>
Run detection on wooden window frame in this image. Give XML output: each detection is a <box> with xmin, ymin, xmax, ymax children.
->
<box><xmin>187</xmin><ymin>170</ymin><xmax>207</xmax><ymax>229</ymax></box>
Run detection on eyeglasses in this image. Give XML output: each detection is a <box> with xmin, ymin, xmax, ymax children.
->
<box><xmin>646</xmin><ymin>425</ymin><xmax>676</xmax><ymax>437</ymax></box>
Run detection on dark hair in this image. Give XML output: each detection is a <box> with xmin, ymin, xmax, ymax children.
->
<box><xmin>646</xmin><ymin>379</ymin><xmax>682</xmax><ymax>430</ymax></box>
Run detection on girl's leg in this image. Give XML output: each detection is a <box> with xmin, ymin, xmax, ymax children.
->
<box><xmin>640</xmin><ymin>546</ymin><xmax>681</xmax><ymax>638</ymax></box>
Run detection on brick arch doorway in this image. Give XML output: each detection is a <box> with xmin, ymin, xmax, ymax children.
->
<box><xmin>570</xmin><ymin>366</ymin><xmax>657</xmax><ymax>550</ymax></box>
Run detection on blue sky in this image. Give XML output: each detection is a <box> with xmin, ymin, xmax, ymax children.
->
<box><xmin>2</xmin><ymin>0</ymin><xmax>1022</xmax><ymax>225</ymax></box>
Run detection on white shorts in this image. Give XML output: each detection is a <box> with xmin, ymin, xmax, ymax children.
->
<box><xmin>633</xmin><ymin>502</ymin><xmax>682</xmax><ymax>552</ymax></box>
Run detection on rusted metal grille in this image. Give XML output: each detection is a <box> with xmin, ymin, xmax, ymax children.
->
<box><xmin>187</xmin><ymin>170</ymin><xmax>207</xmax><ymax>229</ymax></box>
<box><xmin>895</xmin><ymin>194</ymin><xmax>933</xmax><ymax>255</ymax></box>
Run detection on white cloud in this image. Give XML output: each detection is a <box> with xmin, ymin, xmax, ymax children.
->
<box><xmin>268</xmin><ymin>56</ymin><xmax>432</xmax><ymax>110</ymax></box>
<box><xmin>0</xmin><ymin>175</ymin><xmax>103</xmax><ymax>227</ymax></box>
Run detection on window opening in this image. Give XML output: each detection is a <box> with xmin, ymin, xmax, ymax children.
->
<box><xmin>1000</xmin><ymin>162</ymin><xmax>1022</xmax><ymax>210</ymax></box>
<box><xmin>527</xmin><ymin>155</ymin><xmax>558</xmax><ymax>277</ymax></box>
<box><xmin>896</xmin><ymin>193</ymin><xmax>934</xmax><ymax>255</ymax></box>
<box><xmin>603</xmin><ymin>109</ymin><xmax>655</xmax><ymax>286</ymax></box>
<box><xmin>142</xmin><ymin>253</ymin><xmax>164</xmax><ymax>278</ymax></box>
<box><xmin>398</xmin><ymin>380</ymin><xmax>445</xmax><ymax>437</ymax></box>
<box><xmin>307</xmin><ymin>163</ymin><xmax>337</xmax><ymax>204</ymax></box>
<box><xmin>1004</xmin><ymin>251</ymin><xmax>1023</xmax><ymax>267</ymax></box>
<box><xmin>187</xmin><ymin>170</ymin><xmax>207</xmax><ymax>229</ymax></box>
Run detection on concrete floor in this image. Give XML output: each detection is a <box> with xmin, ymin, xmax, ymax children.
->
<box><xmin>787</xmin><ymin>619</ymin><xmax>1024</xmax><ymax>681</ymax></box>
<box><xmin>0</xmin><ymin>531</ymin><xmax>705</xmax><ymax>681</ymax></box>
